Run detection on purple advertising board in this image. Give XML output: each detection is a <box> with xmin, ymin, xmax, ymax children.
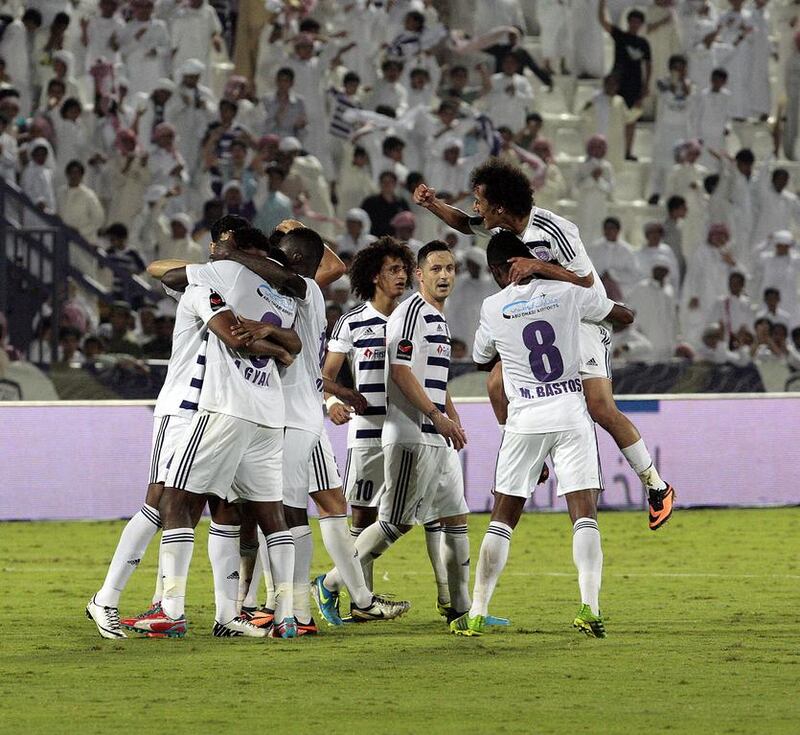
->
<box><xmin>1</xmin><ymin>397</ymin><xmax>798</xmax><ymax>521</ymax></box>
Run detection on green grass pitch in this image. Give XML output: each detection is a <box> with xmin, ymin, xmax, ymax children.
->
<box><xmin>1</xmin><ymin>508</ymin><xmax>798</xmax><ymax>734</ymax></box>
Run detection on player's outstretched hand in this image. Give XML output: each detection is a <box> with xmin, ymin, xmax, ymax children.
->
<box><xmin>338</xmin><ymin>387</ymin><xmax>369</xmax><ymax>415</ymax></box>
<box><xmin>431</xmin><ymin>410</ymin><xmax>467</xmax><ymax>450</ymax></box>
<box><xmin>328</xmin><ymin>402</ymin><xmax>354</xmax><ymax>424</ymax></box>
<box><xmin>507</xmin><ymin>256</ymin><xmax>543</xmax><ymax>283</ymax></box>
<box><xmin>413</xmin><ymin>183</ymin><xmax>437</xmax><ymax>208</ymax></box>
<box><xmin>231</xmin><ymin>317</ymin><xmax>273</xmax><ymax>344</ymax></box>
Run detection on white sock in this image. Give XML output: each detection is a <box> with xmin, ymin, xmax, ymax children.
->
<box><xmin>160</xmin><ymin>527</ymin><xmax>195</xmax><ymax>619</ymax></box>
<box><xmin>573</xmin><ymin>517</ymin><xmax>603</xmax><ymax>616</ymax></box>
<box><xmin>290</xmin><ymin>525</ymin><xmax>313</xmax><ymax>623</ymax></box>
<box><xmin>621</xmin><ymin>438</ymin><xmax>667</xmax><ymax>490</ymax></box>
<box><xmin>257</xmin><ymin>528</ymin><xmax>276</xmax><ymax>610</ymax></box>
<box><xmin>265</xmin><ymin>530</ymin><xmax>295</xmax><ymax>622</ymax></box>
<box><xmin>349</xmin><ymin>525</ymin><xmax>372</xmax><ymax>589</ymax></box>
<box><xmin>153</xmin><ymin>551</ymin><xmax>163</xmax><ymax>605</ymax></box>
<box><xmin>320</xmin><ymin>514</ymin><xmax>372</xmax><ymax>608</ymax></box>
<box><xmin>470</xmin><ymin>521</ymin><xmax>512</xmax><ymax>618</ymax></box>
<box><xmin>208</xmin><ymin>522</ymin><xmax>240</xmax><ymax>624</ymax></box>
<box><xmin>324</xmin><ymin>521</ymin><xmax>402</xmax><ymax>592</ymax></box>
<box><xmin>242</xmin><ymin>546</ymin><xmax>262</xmax><ymax>609</ymax></box>
<box><xmin>237</xmin><ymin>538</ymin><xmax>259</xmax><ymax>610</ymax></box>
<box><xmin>424</xmin><ymin>523</ymin><xmax>450</xmax><ymax>605</ymax></box>
<box><xmin>95</xmin><ymin>504</ymin><xmax>161</xmax><ymax>608</ymax></box>
<box><xmin>442</xmin><ymin>524</ymin><xmax>471</xmax><ymax>613</ymax></box>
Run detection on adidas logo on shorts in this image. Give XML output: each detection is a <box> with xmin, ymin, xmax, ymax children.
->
<box><xmin>227</xmin><ymin>571</ymin><xmax>240</xmax><ymax>580</ymax></box>
<box><xmin>127</xmin><ymin>558</ymin><xmax>141</xmax><ymax>567</ymax></box>
<box><xmin>586</xmin><ymin>358</ymin><xmax>598</xmax><ymax>366</ymax></box>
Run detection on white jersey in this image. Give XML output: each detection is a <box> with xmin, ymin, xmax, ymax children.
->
<box><xmin>473</xmin><ymin>280</ymin><xmax>615</xmax><ymax>433</ymax></box>
<box><xmin>383</xmin><ymin>293</ymin><xmax>451</xmax><ymax>448</ymax></box>
<box><xmin>470</xmin><ymin>206</ymin><xmax>607</xmax><ymax>298</ymax></box>
<box><xmin>153</xmin><ymin>284</ymin><xmax>230</xmax><ymax>419</ymax></box>
<box><xmin>186</xmin><ymin>261</ymin><xmax>297</xmax><ymax>427</ymax></box>
<box><xmin>328</xmin><ymin>301</ymin><xmax>389</xmax><ymax>447</ymax></box>
<box><xmin>282</xmin><ymin>277</ymin><xmax>327</xmax><ymax>435</ymax></box>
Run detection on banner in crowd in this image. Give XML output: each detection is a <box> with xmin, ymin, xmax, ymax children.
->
<box><xmin>1</xmin><ymin>397</ymin><xmax>798</xmax><ymax>521</ymax></box>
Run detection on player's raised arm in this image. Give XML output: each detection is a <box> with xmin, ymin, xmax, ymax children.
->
<box><xmin>314</xmin><ymin>243</ymin><xmax>347</xmax><ymax>288</ymax></box>
<box><xmin>413</xmin><ymin>183</ymin><xmax>474</xmax><ymax>234</ymax></box>
<box><xmin>147</xmin><ymin>259</ymin><xmax>190</xmax><ymax>283</ymax></box>
<box><xmin>507</xmin><ymin>257</ymin><xmax>595</xmax><ymax>288</ymax></box>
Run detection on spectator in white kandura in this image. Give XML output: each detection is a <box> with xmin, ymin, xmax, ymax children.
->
<box><xmin>529</xmin><ymin>138</ymin><xmax>568</xmax><ymax>211</ymax></box>
<box><xmin>374</xmin><ymin>135</ymin><xmax>409</xmax><ymax>187</ymax></box>
<box><xmin>406</xmin><ymin>67</ymin><xmax>437</xmax><ymax>110</ymax></box>
<box><xmin>711</xmin><ymin>270</ymin><xmax>756</xmax><ymax>346</ymax></box>
<box><xmin>170</xmin><ymin>0</ymin><xmax>223</xmax><ymax>88</ymax></box>
<box><xmin>682</xmin><ymin>222</ymin><xmax>740</xmax><ymax>346</ymax></box>
<box><xmin>637</xmin><ymin>221</ymin><xmax>681</xmax><ymax>295</ymax></box>
<box><xmin>335</xmin><ymin>208</ymin><xmax>376</xmax><ymax>255</ymax></box>
<box><xmin>582</xmin><ymin>74</ymin><xmax>628</xmax><ymax>172</ymax></box>
<box><xmin>693</xmin><ymin>68</ymin><xmax>731</xmax><ymax>170</ymax></box>
<box><xmin>113</xmin><ymin>0</ymin><xmax>170</xmax><ymax>97</ymax></box>
<box><xmin>252</xmin><ymin>164</ymin><xmax>293</xmax><ymax>235</ymax></box>
<box><xmin>80</xmin><ymin>0</ymin><xmax>124</xmax><ymax>78</ymax></box>
<box><xmin>575</xmin><ymin>134</ymin><xmax>615</xmax><ymax>245</ymax></box>
<box><xmin>588</xmin><ymin>216</ymin><xmax>641</xmax><ymax>299</ymax></box>
<box><xmin>130</xmin><ymin>183</ymin><xmax>169</xmax><ymax>263</ymax></box>
<box><xmin>479</xmin><ymin>52</ymin><xmax>534</xmax><ymax>132</ymax></box>
<box><xmin>425</xmin><ymin>137</ymin><xmax>473</xmax><ymax>206</ymax></box>
<box><xmin>366</xmin><ymin>59</ymin><xmax>409</xmax><ymax>116</ymax></box>
<box><xmin>99</xmin><ymin>129</ymin><xmax>150</xmax><ymax>229</ymax></box>
<box><xmin>695</xmin><ymin>322</ymin><xmax>752</xmax><ymax>366</ymax></box>
<box><xmin>389</xmin><ymin>210</ymin><xmax>423</xmax><ymax>255</ymax></box>
<box><xmin>133</xmin><ymin>77</ymin><xmax>175</xmax><ymax>142</ymax></box>
<box><xmin>627</xmin><ymin>256</ymin><xmax>679</xmax><ymax>362</ymax></box>
<box><xmin>38</xmin><ymin>49</ymin><xmax>84</xmax><ymax>110</ymax></box>
<box><xmin>755</xmin><ymin>287</ymin><xmax>794</xmax><ymax>331</ymax></box>
<box><xmin>262</xmin><ymin>66</ymin><xmax>308</xmax><ymax>140</ymax></box>
<box><xmin>649</xmin><ymin>54</ymin><xmax>695</xmax><ymax>205</ymax></box>
<box><xmin>155</xmin><ymin>211</ymin><xmax>205</xmax><ymax>262</ymax></box>
<box><xmin>0</xmin><ymin>114</ymin><xmax>18</xmax><ymax>185</ymax></box>
<box><xmin>21</xmin><ymin>140</ymin><xmax>56</xmax><ymax>212</ymax></box>
<box><xmin>148</xmin><ymin>122</ymin><xmax>188</xmax><ymax>207</ymax></box>
<box><xmin>749</xmin><ymin>0</ymin><xmax>771</xmax><ymax>120</ymax></box>
<box><xmin>755</xmin><ymin>230</ymin><xmax>800</xmax><ymax>319</ymax></box>
<box><xmin>50</xmin><ymin>97</ymin><xmax>89</xmax><ymax>181</ymax></box>
<box><xmin>750</xmin><ymin>168</ymin><xmax>800</xmax><ymax>248</ymax></box>
<box><xmin>665</xmin><ymin>139</ymin><xmax>709</xmax><ymax>255</ymax></box>
<box><xmin>57</xmin><ymin>159</ymin><xmax>105</xmax><ymax>243</ymax></box>
<box><xmin>337</xmin><ymin>144</ymin><xmax>377</xmax><ymax>215</ymax></box>
<box><xmin>444</xmin><ymin>245</ymin><xmax>495</xmax><ymax>353</ymax></box>
<box><xmin>612</xmin><ymin>321</ymin><xmax>655</xmax><ymax>366</ymax></box>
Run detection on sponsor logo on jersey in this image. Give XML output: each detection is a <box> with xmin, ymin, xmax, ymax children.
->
<box><xmin>525</xmin><ymin>240</ymin><xmax>553</xmax><ymax>262</ymax></box>
<box><xmin>209</xmin><ymin>291</ymin><xmax>225</xmax><ymax>310</ymax></box>
<box><xmin>501</xmin><ymin>292</ymin><xmax>560</xmax><ymax>319</ymax></box>
<box><xmin>256</xmin><ymin>282</ymin><xmax>296</xmax><ymax>314</ymax></box>
<box><xmin>397</xmin><ymin>339</ymin><xmax>413</xmax><ymax>360</ymax></box>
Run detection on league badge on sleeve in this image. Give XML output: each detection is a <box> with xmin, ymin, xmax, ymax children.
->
<box><xmin>396</xmin><ymin>339</ymin><xmax>414</xmax><ymax>361</ymax></box>
<box><xmin>209</xmin><ymin>291</ymin><xmax>226</xmax><ymax>311</ymax></box>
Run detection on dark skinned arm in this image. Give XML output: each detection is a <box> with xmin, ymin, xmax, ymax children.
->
<box><xmin>206</xmin><ymin>310</ymin><xmax>296</xmax><ymax>365</ymax></box>
<box><xmin>211</xmin><ymin>240</ymin><xmax>307</xmax><ymax>299</ymax></box>
<box><xmin>605</xmin><ymin>303</ymin><xmax>635</xmax><ymax>327</ymax></box>
<box><xmin>507</xmin><ymin>257</ymin><xmax>595</xmax><ymax>288</ymax></box>
<box><xmin>413</xmin><ymin>182</ymin><xmax>474</xmax><ymax>234</ymax></box>
<box><xmin>315</xmin><ymin>244</ymin><xmax>347</xmax><ymax>288</ymax></box>
<box><xmin>475</xmin><ymin>353</ymin><xmax>501</xmax><ymax>372</ymax></box>
<box><xmin>229</xmin><ymin>317</ymin><xmax>302</xmax><ymax>355</ymax></box>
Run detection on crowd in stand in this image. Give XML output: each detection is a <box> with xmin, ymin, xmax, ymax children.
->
<box><xmin>2</xmin><ymin>0</ymin><xmax>800</xmax><ymax>391</ymax></box>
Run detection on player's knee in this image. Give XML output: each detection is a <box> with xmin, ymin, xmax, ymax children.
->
<box><xmin>284</xmin><ymin>505</ymin><xmax>308</xmax><ymax>528</ymax></box>
<box><xmin>315</xmin><ymin>488</ymin><xmax>347</xmax><ymax>517</ymax></box>
<box><xmin>440</xmin><ymin>514</ymin><xmax>468</xmax><ymax>527</ymax></box>
<box><xmin>144</xmin><ymin>482</ymin><xmax>164</xmax><ymax>508</ymax></box>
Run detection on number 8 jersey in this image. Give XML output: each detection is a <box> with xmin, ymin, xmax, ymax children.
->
<box><xmin>473</xmin><ymin>279</ymin><xmax>615</xmax><ymax>433</ymax></box>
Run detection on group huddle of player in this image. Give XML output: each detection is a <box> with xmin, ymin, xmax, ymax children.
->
<box><xmin>86</xmin><ymin>158</ymin><xmax>675</xmax><ymax>642</ymax></box>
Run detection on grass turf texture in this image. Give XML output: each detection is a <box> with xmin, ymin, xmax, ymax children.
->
<box><xmin>1</xmin><ymin>509</ymin><xmax>798</xmax><ymax>735</ymax></box>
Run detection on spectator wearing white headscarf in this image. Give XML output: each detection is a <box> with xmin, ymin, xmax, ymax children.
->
<box><xmin>335</xmin><ymin>208</ymin><xmax>376</xmax><ymax>254</ymax></box>
<box><xmin>170</xmin><ymin>0</ymin><xmax>223</xmax><ymax>88</ymax></box>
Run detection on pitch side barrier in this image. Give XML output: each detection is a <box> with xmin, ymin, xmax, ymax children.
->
<box><xmin>1</xmin><ymin>394</ymin><xmax>799</xmax><ymax>520</ymax></box>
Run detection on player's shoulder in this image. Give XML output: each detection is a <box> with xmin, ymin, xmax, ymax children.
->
<box><xmin>528</xmin><ymin>207</ymin><xmax>582</xmax><ymax>258</ymax></box>
<box><xmin>530</xmin><ymin>206</ymin><xmax>579</xmax><ymax>236</ymax></box>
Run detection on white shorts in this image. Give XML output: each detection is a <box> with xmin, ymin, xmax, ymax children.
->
<box><xmin>165</xmin><ymin>410</ymin><xmax>283</xmax><ymax>503</ymax></box>
<box><xmin>579</xmin><ymin>322</ymin><xmax>612</xmax><ymax>379</ymax></box>
<box><xmin>494</xmin><ymin>420</ymin><xmax>603</xmax><ymax>498</ymax></box>
<box><xmin>379</xmin><ymin>443</ymin><xmax>469</xmax><ymax>526</ymax></box>
<box><xmin>282</xmin><ymin>427</ymin><xmax>342</xmax><ymax>509</ymax></box>
<box><xmin>343</xmin><ymin>445</ymin><xmax>385</xmax><ymax>508</ymax></box>
<box><xmin>149</xmin><ymin>414</ymin><xmax>192</xmax><ymax>485</ymax></box>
